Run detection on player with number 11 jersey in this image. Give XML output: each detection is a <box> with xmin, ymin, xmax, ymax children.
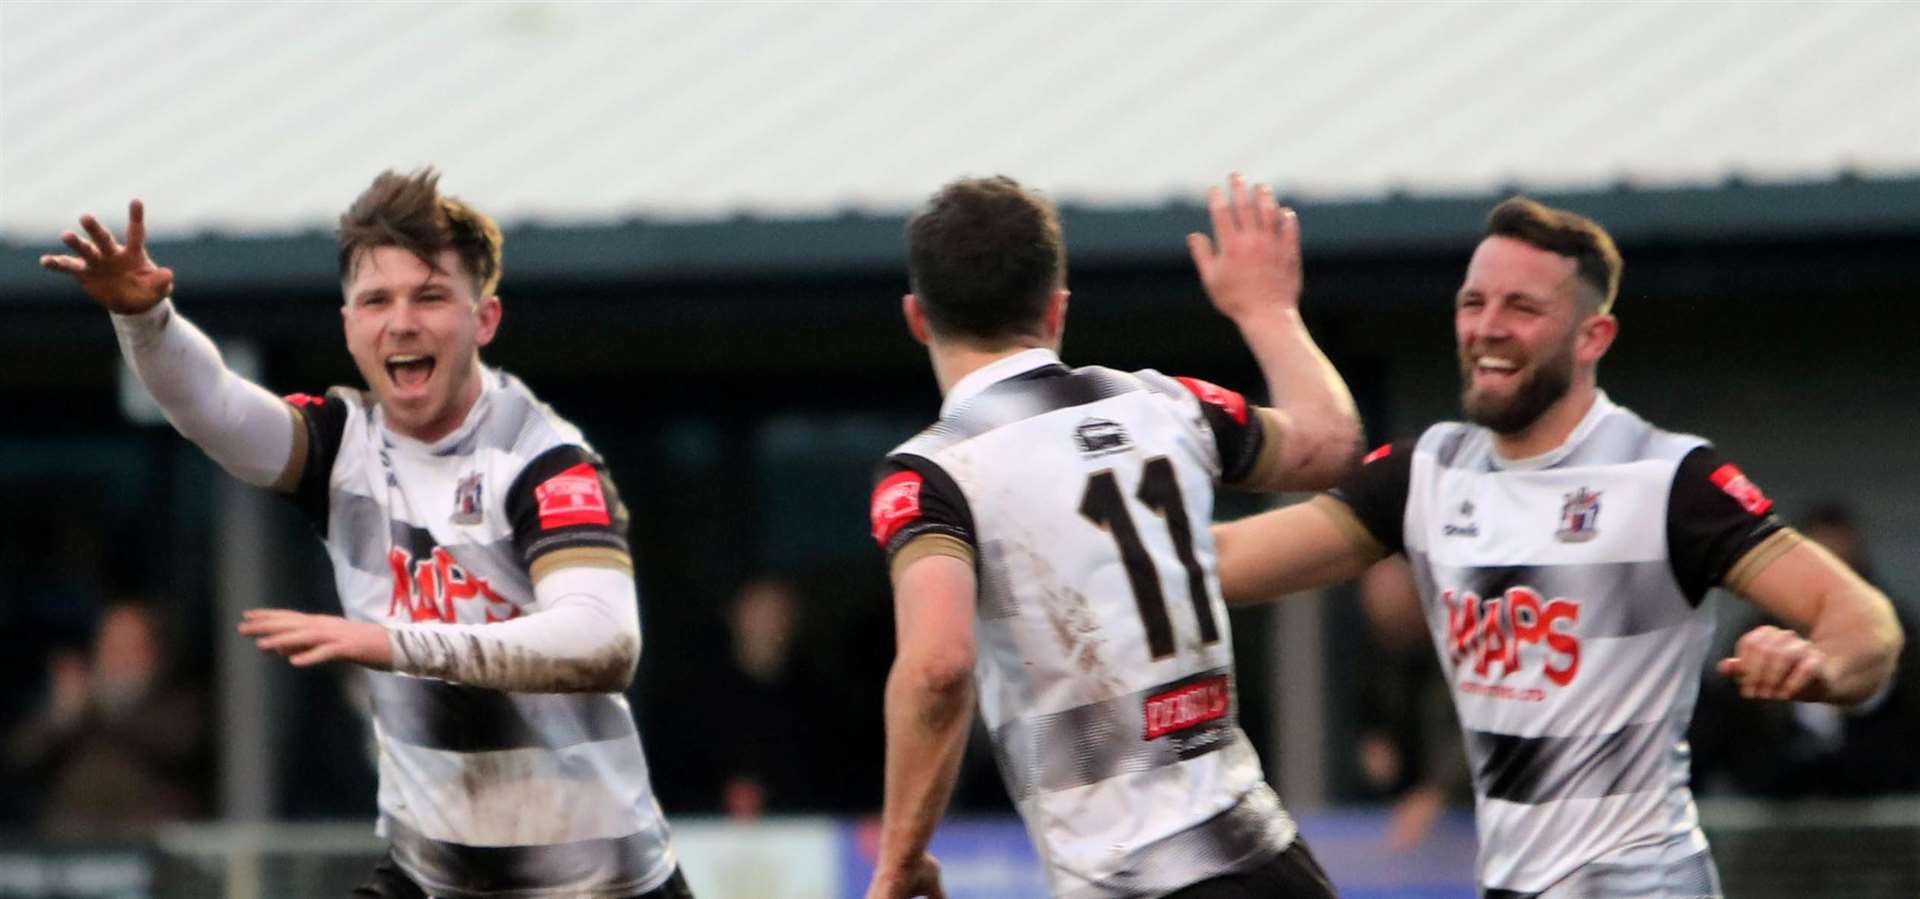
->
<box><xmin>862</xmin><ymin>174</ymin><xmax>1363</xmax><ymax>899</ymax></box>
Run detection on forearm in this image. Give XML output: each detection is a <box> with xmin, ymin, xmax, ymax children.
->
<box><xmin>388</xmin><ymin>565</ymin><xmax>641</xmax><ymax>693</ymax></box>
<box><xmin>1235</xmin><ymin>309</ymin><xmax>1362</xmax><ymax>488</ymax></box>
<box><xmin>112</xmin><ymin>300</ymin><xmax>297</xmax><ymax>489</ymax></box>
<box><xmin>1212</xmin><ymin>519</ymin><xmax>1267</xmax><ymax>605</ymax></box>
<box><xmin>873</xmin><ymin>660</ymin><xmax>974</xmax><ymax>879</ymax></box>
<box><xmin>1213</xmin><ymin>500</ymin><xmax>1382</xmax><ymax>605</ymax></box>
<box><xmin>1809</xmin><ymin>584</ymin><xmax>1904</xmax><ymax>705</ymax></box>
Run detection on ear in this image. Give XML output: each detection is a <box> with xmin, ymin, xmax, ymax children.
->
<box><xmin>1575</xmin><ymin>312</ymin><xmax>1617</xmax><ymax>365</ymax></box>
<box><xmin>1040</xmin><ymin>289</ymin><xmax>1070</xmax><ymax>344</ymax></box>
<box><xmin>903</xmin><ymin>294</ymin><xmax>932</xmax><ymax>346</ymax></box>
<box><xmin>474</xmin><ymin>295</ymin><xmax>503</xmax><ymax>348</ymax></box>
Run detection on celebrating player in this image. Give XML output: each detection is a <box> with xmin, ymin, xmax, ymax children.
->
<box><xmin>1211</xmin><ymin>198</ymin><xmax>1904</xmax><ymax>897</ymax></box>
<box><xmin>41</xmin><ymin>171</ymin><xmax>693</xmax><ymax>899</ymax></box>
<box><xmin>864</xmin><ymin>174</ymin><xmax>1361</xmax><ymax>899</ymax></box>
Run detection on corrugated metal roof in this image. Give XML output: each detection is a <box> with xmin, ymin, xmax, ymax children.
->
<box><xmin>4</xmin><ymin>1</ymin><xmax>1917</xmax><ymax>239</ymax></box>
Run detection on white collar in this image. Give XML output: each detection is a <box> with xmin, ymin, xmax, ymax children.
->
<box><xmin>1490</xmin><ymin>390</ymin><xmax>1618</xmax><ymax>471</ymax></box>
<box><xmin>940</xmin><ymin>348</ymin><xmax>1064</xmax><ymax>417</ymax></box>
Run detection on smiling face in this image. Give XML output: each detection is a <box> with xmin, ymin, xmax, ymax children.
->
<box><xmin>341</xmin><ymin>246</ymin><xmax>501</xmax><ymax>442</ymax></box>
<box><xmin>1454</xmin><ymin>235</ymin><xmax>1596</xmax><ymax>435</ymax></box>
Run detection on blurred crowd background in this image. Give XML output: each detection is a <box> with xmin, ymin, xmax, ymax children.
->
<box><xmin>3</xmin><ymin>2</ymin><xmax>1918</xmax><ymax>896</ymax></box>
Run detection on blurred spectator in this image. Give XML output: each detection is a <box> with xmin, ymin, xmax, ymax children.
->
<box><xmin>0</xmin><ymin>493</ymin><xmax>108</xmax><ymax>826</ymax></box>
<box><xmin>7</xmin><ymin>601</ymin><xmax>208</xmax><ymax>840</ymax></box>
<box><xmin>1351</xmin><ymin>557</ymin><xmax>1471</xmax><ymax>851</ymax></box>
<box><xmin>1691</xmin><ymin>502</ymin><xmax>1920</xmax><ymax>797</ymax></box>
<box><xmin>708</xmin><ymin>575</ymin><xmax>831</xmax><ymax>818</ymax></box>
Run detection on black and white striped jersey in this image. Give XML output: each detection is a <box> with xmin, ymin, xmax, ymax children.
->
<box><xmin>1329</xmin><ymin>392</ymin><xmax>1785</xmax><ymax>898</ymax></box>
<box><xmin>871</xmin><ymin>349</ymin><xmax>1296</xmax><ymax>899</ymax></box>
<box><xmin>288</xmin><ymin>368</ymin><xmax>676</xmax><ymax>899</ymax></box>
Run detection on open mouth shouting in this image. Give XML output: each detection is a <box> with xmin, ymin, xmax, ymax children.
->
<box><xmin>385</xmin><ymin>353</ymin><xmax>437</xmax><ymax>398</ymax></box>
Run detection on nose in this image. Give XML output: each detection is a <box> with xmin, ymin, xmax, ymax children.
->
<box><xmin>385</xmin><ymin>296</ymin><xmax>422</xmax><ymax>338</ymax></box>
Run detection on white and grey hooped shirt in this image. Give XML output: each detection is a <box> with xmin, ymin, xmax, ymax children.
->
<box><xmin>1328</xmin><ymin>393</ymin><xmax>1786</xmax><ymax>899</ymax></box>
<box><xmin>870</xmin><ymin>349</ymin><xmax>1299</xmax><ymax>899</ymax></box>
<box><xmin>289</xmin><ymin>369</ymin><xmax>676</xmax><ymax>899</ymax></box>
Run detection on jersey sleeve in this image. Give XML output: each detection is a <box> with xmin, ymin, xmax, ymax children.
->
<box><xmin>285</xmin><ymin>389</ymin><xmax>353</xmax><ymax>530</ymax></box>
<box><xmin>870</xmin><ymin>454</ymin><xmax>975</xmax><ymax>580</ymax></box>
<box><xmin>1667</xmin><ymin>446</ymin><xmax>1788</xmax><ymax>604</ymax></box>
<box><xmin>505</xmin><ymin>445</ymin><xmax>634</xmax><ymax>584</ymax></box>
<box><xmin>1169</xmin><ymin>375</ymin><xmax>1271</xmax><ymax>486</ymax></box>
<box><xmin>1325</xmin><ymin>440</ymin><xmax>1415</xmax><ymax>557</ymax></box>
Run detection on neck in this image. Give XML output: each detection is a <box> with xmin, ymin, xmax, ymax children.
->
<box><xmin>1491</xmin><ymin>379</ymin><xmax>1599</xmax><ymax>459</ymax></box>
<box><xmin>930</xmin><ymin>341</ymin><xmax>1051</xmax><ymax>396</ymax></box>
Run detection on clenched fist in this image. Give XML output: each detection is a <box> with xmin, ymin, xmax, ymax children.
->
<box><xmin>1717</xmin><ymin>624</ymin><xmax>1831</xmax><ymax>702</ymax></box>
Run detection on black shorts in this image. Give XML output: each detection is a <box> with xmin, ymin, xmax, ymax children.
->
<box><xmin>1161</xmin><ymin>838</ymin><xmax>1338</xmax><ymax>899</ymax></box>
<box><xmin>351</xmin><ymin>852</ymin><xmax>696</xmax><ymax>899</ymax></box>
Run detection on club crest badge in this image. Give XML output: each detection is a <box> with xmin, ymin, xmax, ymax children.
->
<box><xmin>1555</xmin><ymin>487</ymin><xmax>1601</xmax><ymax>542</ymax></box>
<box><xmin>451</xmin><ymin>472</ymin><xmax>484</xmax><ymax>525</ymax></box>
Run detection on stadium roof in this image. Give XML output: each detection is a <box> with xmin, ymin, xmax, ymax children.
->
<box><xmin>4</xmin><ymin>1</ymin><xmax>1918</xmax><ymax>240</ymax></box>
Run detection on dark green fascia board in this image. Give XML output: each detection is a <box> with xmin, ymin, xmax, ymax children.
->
<box><xmin>4</xmin><ymin>173</ymin><xmax>1916</xmax><ymax>303</ymax></box>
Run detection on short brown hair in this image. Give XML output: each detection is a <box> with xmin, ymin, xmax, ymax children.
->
<box><xmin>337</xmin><ymin>168</ymin><xmax>504</xmax><ymax>296</ymax></box>
<box><xmin>907</xmin><ymin>176</ymin><xmax>1066</xmax><ymax>344</ymax></box>
<box><xmin>1486</xmin><ymin>197</ymin><xmax>1622</xmax><ymax>313</ymax></box>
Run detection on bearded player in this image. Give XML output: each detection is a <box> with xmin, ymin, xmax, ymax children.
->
<box><xmin>1211</xmin><ymin>197</ymin><xmax>1903</xmax><ymax>898</ymax></box>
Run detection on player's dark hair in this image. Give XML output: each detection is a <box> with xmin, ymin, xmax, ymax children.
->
<box><xmin>907</xmin><ymin>176</ymin><xmax>1066</xmax><ymax>345</ymax></box>
<box><xmin>1486</xmin><ymin>197</ymin><xmax>1622</xmax><ymax>314</ymax></box>
<box><xmin>337</xmin><ymin>167</ymin><xmax>504</xmax><ymax>296</ymax></box>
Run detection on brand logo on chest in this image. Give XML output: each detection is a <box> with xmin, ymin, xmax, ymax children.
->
<box><xmin>1442</xmin><ymin>499</ymin><xmax>1479</xmax><ymax>537</ymax></box>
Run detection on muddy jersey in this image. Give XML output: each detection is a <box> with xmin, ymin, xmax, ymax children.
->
<box><xmin>870</xmin><ymin>349</ymin><xmax>1296</xmax><ymax>899</ymax></box>
<box><xmin>1330</xmin><ymin>393</ymin><xmax>1786</xmax><ymax>898</ymax></box>
<box><xmin>288</xmin><ymin>368</ymin><xmax>675</xmax><ymax>899</ymax></box>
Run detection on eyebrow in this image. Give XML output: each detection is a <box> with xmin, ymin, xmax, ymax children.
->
<box><xmin>1457</xmin><ymin>288</ymin><xmax>1551</xmax><ymax>305</ymax></box>
<box><xmin>351</xmin><ymin>277</ymin><xmax>456</xmax><ymax>303</ymax></box>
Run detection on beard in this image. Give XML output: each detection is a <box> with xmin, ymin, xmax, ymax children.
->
<box><xmin>1460</xmin><ymin>337</ymin><xmax>1575</xmax><ymax>435</ymax></box>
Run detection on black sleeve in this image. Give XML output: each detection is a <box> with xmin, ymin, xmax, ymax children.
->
<box><xmin>505</xmin><ymin>445</ymin><xmax>632</xmax><ymax>570</ymax></box>
<box><xmin>287</xmin><ymin>390</ymin><xmax>352</xmax><ymax>531</ymax></box>
<box><xmin>1667</xmin><ymin>446</ymin><xmax>1786</xmax><ymax>604</ymax></box>
<box><xmin>1327</xmin><ymin>440</ymin><xmax>1416</xmax><ymax>556</ymax></box>
<box><xmin>869</xmin><ymin>453</ymin><xmax>974</xmax><ymax>563</ymax></box>
<box><xmin>1168</xmin><ymin>376</ymin><xmax>1265</xmax><ymax>484</ymax></box>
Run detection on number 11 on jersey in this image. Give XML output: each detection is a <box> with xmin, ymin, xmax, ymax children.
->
<box><xmin>1079</xmin><ymin>456</ymin><xmax>1221</xmax><ymax>660</ymax></box>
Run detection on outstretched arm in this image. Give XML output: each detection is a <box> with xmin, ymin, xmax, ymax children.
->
<box><xmin>1188</xmin><ymin>174</ymin><xmax>1362</xmax><ymax>491</ymax></box>
<box><xmin>239</xmin><ymin>562</ymin><xmax>643</xmax><ymax>693</ymax></box>
<box><xmin>44</xmin><ymin>201</ymin><xmax>302</xmax><ymax>489</ymax></box>
<box><xmin>1213</xmin><ymin>497</ymin><xmax>1386</xmax><ymax>604</ymax></box>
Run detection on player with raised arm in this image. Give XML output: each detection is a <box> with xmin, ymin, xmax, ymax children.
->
<box><xmin>1209</xmin><ymin>198</ymin><xmax>1904</xmax><ymax>898</ymax></box>
<box><xmin>41</xmin><ymin>171</ymin><xmax>693</xmax><ymax>899</ymax></box>
<box><xmin>864</xmin><ymin>174</ymin><xmax>1362</xmax><ymax>899</ymax></box>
